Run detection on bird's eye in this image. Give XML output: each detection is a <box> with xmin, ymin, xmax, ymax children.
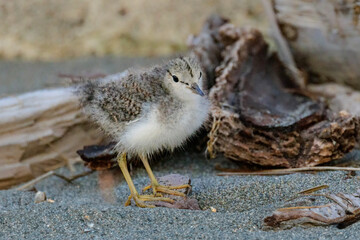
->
<box><xmin>172</xmin><ymin>75</ymin><xmax>179</xmax><ymax>82</ymax></box>
<box><xmin>199</xmin><ymin>72</ymin><xmax>202</xmax><ymax>79</ymax></box>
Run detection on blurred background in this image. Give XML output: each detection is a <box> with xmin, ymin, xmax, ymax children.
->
<box><xmin>0</xmin><ymin>0</ymin><xmax>268</xmax><ymax>189</ymax></box>
<box><xmin>0</xmin><ymin>0</ymin><xmax>267</xmax><ymax>95</ymax></box>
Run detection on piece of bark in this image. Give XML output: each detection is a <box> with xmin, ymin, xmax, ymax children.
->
<box><xmin>77</xmin><ymin>142</ymin><xmax>117</xmax><ymax>170</ymax></box>
<box><xmin>0</xmin><ymin>88</ymin><xmax>105</xmax><ymax>189</ymax></box>
<box><xmin>272</xmin><ymin>0</ymin><xmax>360</xmax><ymax>90</ymax></box>
<box><xmin>189</xmin><ymin>16</ymin><xmax>359</xmax><ymax>167</ymax></box>
<box><xmin>264</xmin><ymin>189</ymin><xmax>360</xmax><ymax>229</ymax></box>
<box><xmin>76</xmin><ymin>142</ymin><xmax>166</xmax><ymax>171</ymax></box>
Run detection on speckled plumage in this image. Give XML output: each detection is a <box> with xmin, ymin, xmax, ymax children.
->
<box><xmin>80</xmin><ymin>67</ymin><xmax>166</xmax><ymax>123</ymax></box>
<box><xmin>76</xmin><ymin>57</ymin><xmax>210</xmax><ymax>157</ymax></box>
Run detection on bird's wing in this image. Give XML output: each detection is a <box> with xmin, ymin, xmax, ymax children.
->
<box><xmin>77</xmin><ymin>72</ymin><xmax>164</xmax><ymax>124</ymax></box>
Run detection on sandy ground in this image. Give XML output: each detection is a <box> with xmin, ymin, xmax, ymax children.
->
<box><xmin>1</xmin><ymin>151</ymin><xmax>360</xmax><ymax>240</ymax></box>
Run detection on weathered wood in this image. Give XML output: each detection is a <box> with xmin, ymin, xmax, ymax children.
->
<box><xmin>264</xmin><ymin>189</ymin><xmax>360</xmax><ymax>229</ymax></box>
<box><xmin>189</xmin><ymin>16</ymin><xmax>359</xmax><ymax>168</ymax></box>
<box><xmin>309</xmin><ymin>83</ymin><xmax>360</xmax><ymax>117</ymax></box>
<box><xmin>0</xmin><ymin>88</ymin><xmax>105</xmax><ymax>189</ymax></box>
<box><xmin>261</xmin><ymin>0</ymin><xmax>305</xmax><ymax>88</ymax></box>
<box><xmin>309</xmin><ymin>83</ymin><xmax>360</xmax><ymax>147</ymax></box>
<box><xmin>273</xmin><ymin>0</ymin><xmax>360</xmax><ymax>90</ymax></box>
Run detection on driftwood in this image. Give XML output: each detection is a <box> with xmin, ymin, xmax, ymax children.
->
<box><xmin>261</xmin><ymin>0</ymin><xmax>305</xmax><ymax>88</ymax></box>
<box><xmin>309</xmin><ymin>83</ymin><xmax>360</xmax><ymax>117</ymax></box>
<box><xmin>272</xmin><ymin>0</ymin><xmax>360</xmax><ymax>90</ymax></box>
<box><xmin>189</xmin><ymin>16</ymin><xmax>359</xmax><ymax>168</ymax></box>
<box><xmin>0</xmin><ymin>88</ymin><xmax>105</xmax><ymax>189</ymax></box>
<box><xmin>264</xmin><ymin>189</ymin><xmax>360</xmax><ymax>229</ymax></box>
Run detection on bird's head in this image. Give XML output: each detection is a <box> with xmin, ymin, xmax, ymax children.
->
<box><xmin>164</xmin><ymin>56</ymin><xmax>205</xmax><ymax>102</ymax></box>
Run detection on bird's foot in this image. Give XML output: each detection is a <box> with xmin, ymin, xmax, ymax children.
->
<box><xmin>125</xmin><ymin>194</ymin><xmax>175</xmax><ymax>208</ymax></box>
<box><xmin>142</xmin><ymin>184</ymin><xmax>191</xmax><ymax>197</ymax></box>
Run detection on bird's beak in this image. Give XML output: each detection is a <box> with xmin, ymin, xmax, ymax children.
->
<box><xmin>191</xmin><ymin>83</ymin><xmax>205</xmax><ymax>96</ymax></box>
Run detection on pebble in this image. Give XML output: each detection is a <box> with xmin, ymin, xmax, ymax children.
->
<box><xmin>34</xmin><ymin>191</ymin><xmax>46</xmax><ymax>203</ymax></box>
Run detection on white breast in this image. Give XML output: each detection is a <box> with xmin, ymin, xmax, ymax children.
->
<box><xmin>119</xmin><ymin>97</ymin><xmax>209</xmax><ymax>155</ymax></box>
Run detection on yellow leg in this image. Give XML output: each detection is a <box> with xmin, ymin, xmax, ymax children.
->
<box><xmin>117</xmin><ymin>153</ymin><xmax>174</xmax><ymax>208</ymax></box>
<box><xmin>140</xmin><ymin>154</ymin><xmax>191</xmax><ymax>197</ymax></box>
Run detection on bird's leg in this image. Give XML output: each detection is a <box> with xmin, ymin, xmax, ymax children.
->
<box><xmin>117</xmin><ymin>153</ymin><xmax>174</xmax><ymax>208</ymax></box>
<box><xmin>140</xmin><ymin>154</ymin><xmax>191</xmax><ymax>197</ymax></box>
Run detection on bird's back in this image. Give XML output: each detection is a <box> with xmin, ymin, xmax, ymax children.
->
<box><xmin>76</xmin><ymin>67</ymin><xmax>167</xmax><ymax>137</ymax></box>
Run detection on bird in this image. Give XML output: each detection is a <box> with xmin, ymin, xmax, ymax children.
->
<box><xmin>75</xmin><ymin>56</ymin><xmax>210</xmax><ymax>208</ymax></box>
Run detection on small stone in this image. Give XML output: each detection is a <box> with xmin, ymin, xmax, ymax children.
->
<box><xmin>34</xmin><ymin>191</ymin><xmax>46</xmax><ymax>203</ymax></box>
<box><xmin>210</xmin><ymin>207</ymin><xmax>217</xmax><ymax>212</ymax></box>
<box><xmin>339</xmin><ymin>110</ymin><xmax>350</xmax><ymax>118</ymax></box>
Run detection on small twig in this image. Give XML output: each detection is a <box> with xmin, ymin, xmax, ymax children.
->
<box><xmin>218</xmin><ymin>166</ymin><xmax>360</xmax><ymax>176</ymax></box>
<box><xmin>286</xmin><ymin>185</ymin><xmax>329</xmax><ymax>202</ymax></box>
<box><xmin>278</xmin><ymin>204</ymin><xmax>333</xmax><ymax>211</ymax></box>
<box><xmin>295</xmin><ymin>192</ymin><xmax>355</xmax><ymax>213</ymax></box>
<box><xmin>16</xmin><ymin>170</ymin><xmax>94</xmax><ymax>190</ymax></box>
<box><xmin>16</xmin><ymin>171</ymin><xmax>55</xmax><ymax>190</ymax></box>
<box><xmin>298</xmin><ymin>185</ymin><xmax>329</xmax><ymax>195</ymax></box>
<box><xmin>53</xmin><ymin>171</ymin><xmax>95</xmax><ymax>183</ymax></box>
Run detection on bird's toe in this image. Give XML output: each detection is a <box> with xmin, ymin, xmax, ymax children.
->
<box><xmin>125</xmin><ymin>194</ymin><xmax>175</xmax><ymax>208</ymax></box>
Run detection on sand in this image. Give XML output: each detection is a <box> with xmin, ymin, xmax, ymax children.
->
<box><xmin>1</xmin><ymin>151</ymin><xmax>359</xmax><ymax>239</ymax></box>
<box><xmin>1</xmin><ymin>56</ymin><xmax>359</xmax><ymax>239</ymax></box>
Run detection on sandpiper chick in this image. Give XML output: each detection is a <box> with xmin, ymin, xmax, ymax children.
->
<box><xmin>76</xmin><ymin>56</ymin><xmax>210</xmax><ymax>208</ymax></box>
